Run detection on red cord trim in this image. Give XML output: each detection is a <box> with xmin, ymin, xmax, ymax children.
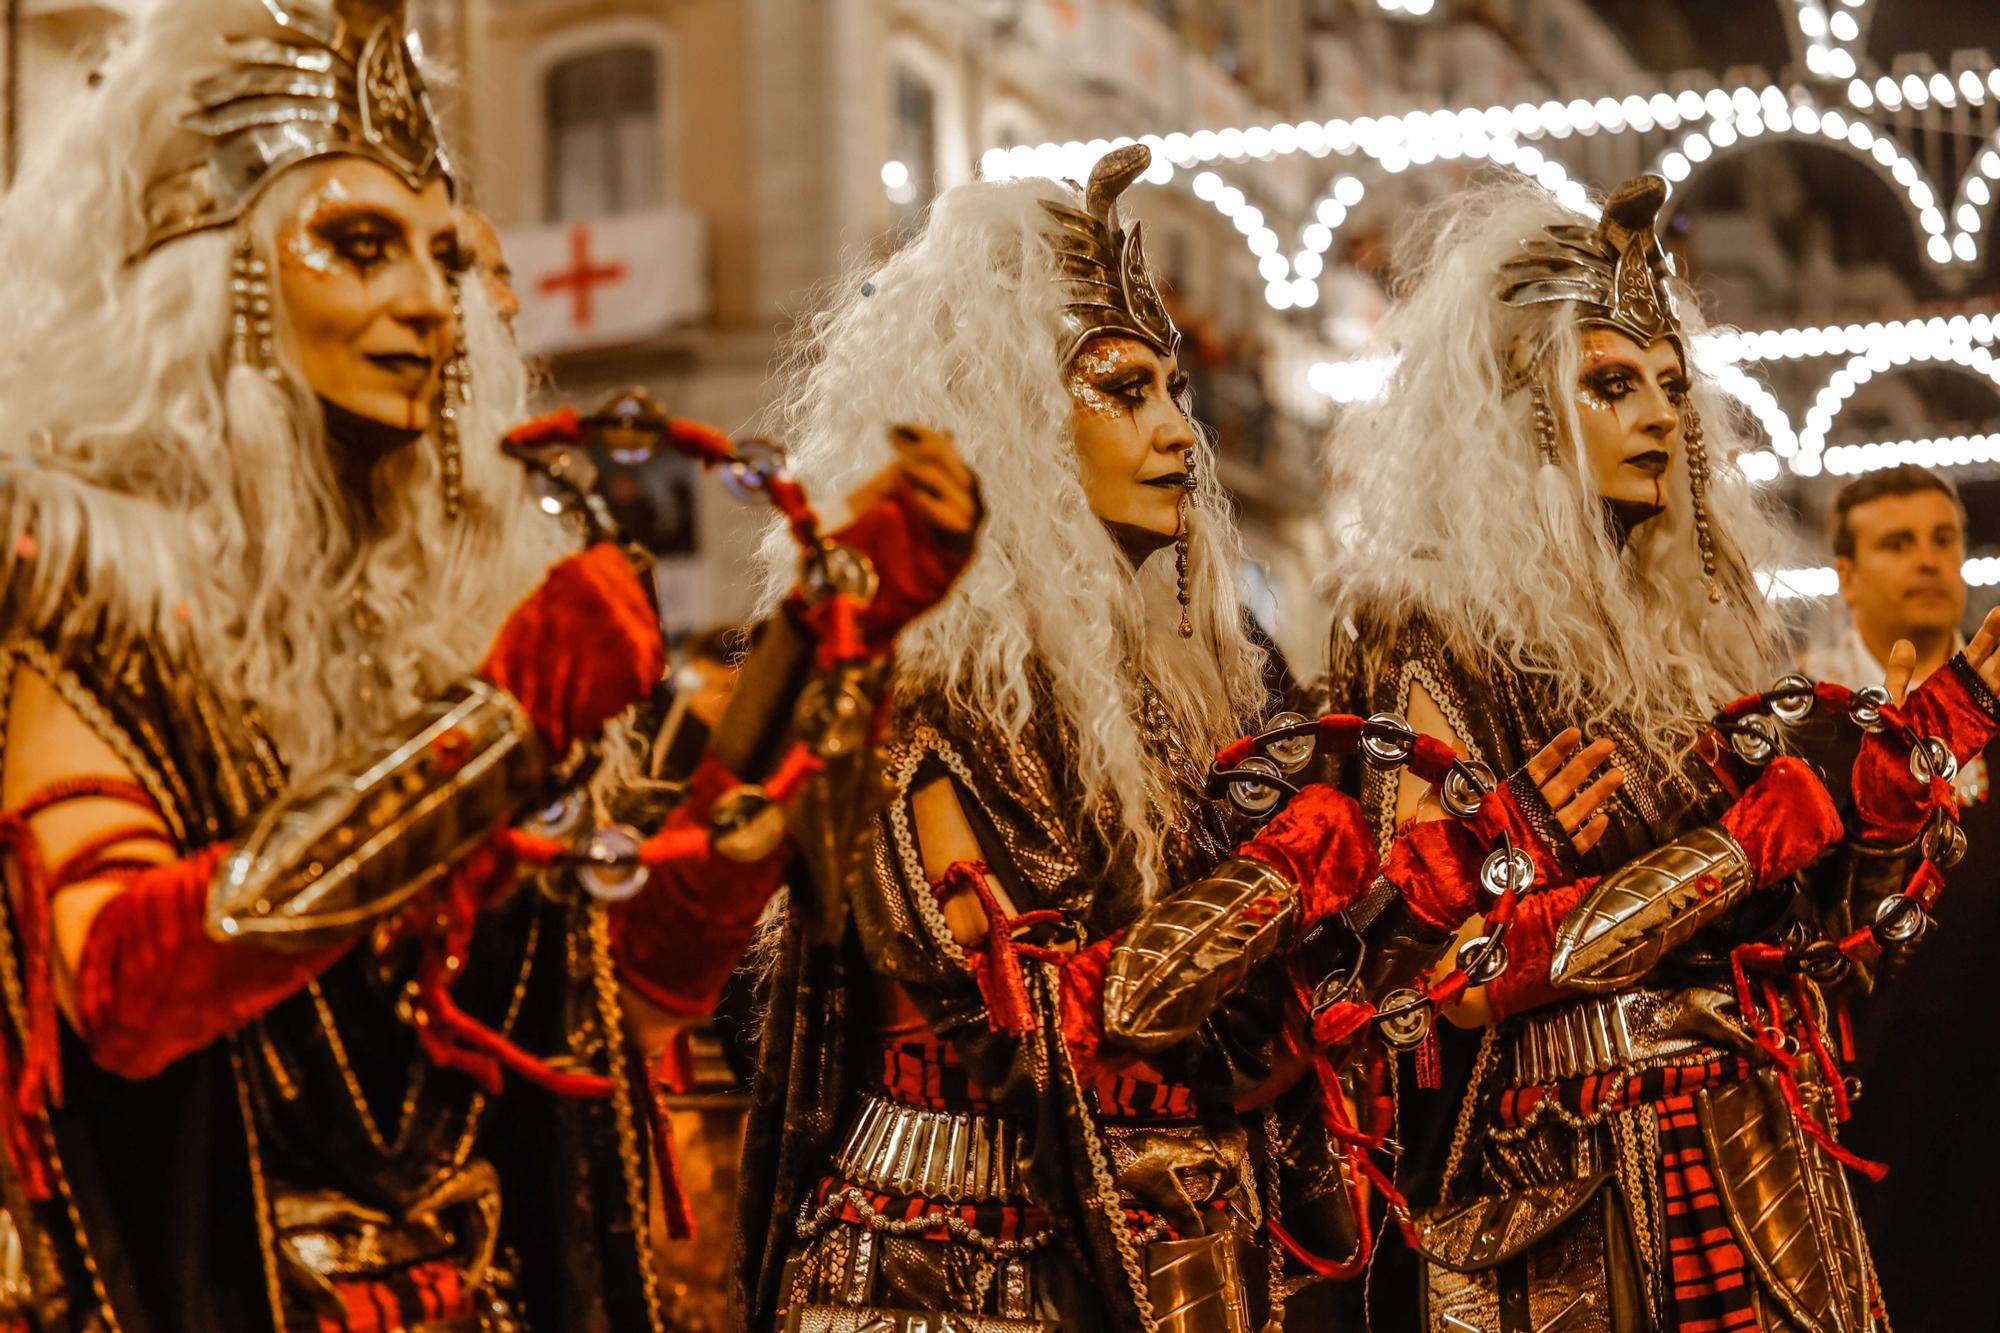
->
<box><xmin>930</xmin><ymin>861</ymin><xmax>1063</xmax><ymax>1037</ymax></box>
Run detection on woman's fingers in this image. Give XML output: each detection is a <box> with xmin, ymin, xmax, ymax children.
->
<box><xmin>1540</xmin><ymin>737</ymin><xmax>1618</xmax><ymax>810</ymax></box>
<box><xmin>1967</xmin><ymin>606</ymin><xmax>2000</xmax><ymax>670</ymax></box>
<box><xmin>1555</xmin><ymin>766</ymin><xmax>1624</xmax><ymax>833</ymax></box>
<box><xmin>1524</xmin><ymin>727</ymin><xmax>1583</xmax><ymax>785</ymax></box>
<box><xmin>905</xmin><ymin>484</ymin><xmax>977</xmax><ymax>537</ymax></box>
<box><xmin>1571</xmin><ymin>813</ymin><xmax>1611</xmax><ymax>856</ymax></box>
<box><xmin>897</xmin><ymin>465</ymin><xmax>978</xmax><ymax>534</ymax></box>
<box><xmin>890</xmin><ymin>423</ymin><xmax>974</xmax><ymax>490</ymax></box>
<box><xmin>1885</xmin><ymin>638</ymin><xmax>1917</xmax><ymax>708</ymax></box>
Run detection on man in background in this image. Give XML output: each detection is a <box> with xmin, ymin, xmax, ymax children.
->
<box><xmin>1805</xmin><ymin>464</ymin><xmax>1996</xmax><ymax>1332</ymax></box>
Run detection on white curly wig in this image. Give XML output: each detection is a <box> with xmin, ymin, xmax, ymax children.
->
<box><xmin>0</xmin><ymin>0</ymin><xmax>569</xmax><ymax>774</ymax></box>
<box><xmin>758</xmin><ymin>175</ymin><xmax>1270</xmax><ymax>893</ymax></box>
<box><xmin>1320</xmin><ymin>177</ymin><xmax>1794</xmax><ymax>770</ymax></box>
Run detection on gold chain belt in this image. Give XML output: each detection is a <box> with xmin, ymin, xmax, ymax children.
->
<box><xmin>831</xmin><ymin>1093</ymin><xmax>1025</xmax><ymax>1204</ymax></box>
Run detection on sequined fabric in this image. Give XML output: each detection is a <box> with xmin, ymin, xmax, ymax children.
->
<box><xmin>0</xmin><ymin>610</ymin><xmax>659</xmax><ymax>1330</ymax></box>
<box><xmin>1352</xmin><ymin>615</ymin><xmax>1881</xmax><ymax>1333</ymax></box>
<box><xmin>737</xmin><ymin>684</ymin><xmax>1286</xmax><ymax>1333</ymax></box>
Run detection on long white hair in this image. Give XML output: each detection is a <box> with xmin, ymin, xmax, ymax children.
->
<box><xmin>0</xmin><ymin>0</ymin><xmax>569</xmax><ymax>774</ymax></box>
<box><xmin>1320</xmin><ymin>178</ymin><xmax>1791</xmax><ymax>769</ymax></box>
<box><xmin>758</xmin><ymin>177</ymin><xmax>1269</xmax><ymax>893</ymax></box>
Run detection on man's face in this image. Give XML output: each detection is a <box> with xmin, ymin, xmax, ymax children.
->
<box><xmin>1838</xmin><ymin>489</ymin><xmax>1967</xmax><ymax>640</ymax></box>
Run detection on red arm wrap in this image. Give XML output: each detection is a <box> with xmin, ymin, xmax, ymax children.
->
<box><xmin>1854</xmin><ymin>660</ymin><xmax>1998</xmax><ymax>840</ymax></box>
<box><xmin>1236</xmin><ymin>785</ymin><xmax>1380</xmax><ymax>927</ymax></box>
<box><xmin>1718</xmin><ymin>756</ymin><xmax>1844</xmax><ymax>884</ymax></box>
<box><xmin>74</xmin><ymin>844</ymin><xmax>351</xmax><ymax>1080</ymax></box>
<box><xmin>1054</xmin><ymin>933</ymin><xmax>1131</xmax><ymax>1087</ymax></box>
<box><xmin>610</xmin><ymin>757</ymin><xmax>788</xmax><ymax>1014</ymax></box>
<box><xmin>481</xmin><ymin>543</ymin><xmax>665</xmax><ymax>753</ymax></box>
<box><xmin>1482</xmin><ymin>876</ymin><xmax>1596</xmax><ymax>1022</ymax></box>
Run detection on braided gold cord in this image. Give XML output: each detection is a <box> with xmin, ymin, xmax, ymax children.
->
<box><xmin>1438</xmin><ymin>1026</ymin><xmax>1499</xmax><ymax>1200</ymax></box>
<box><xmin>586</xmin><ymin>902</ymin><xmax>668</xmax><ymax>1332</ymax></box>
<box><xmin>1041</xmin><ymin>964</ymin><xmax>1159</xmax><ymax>1333</ymax></box>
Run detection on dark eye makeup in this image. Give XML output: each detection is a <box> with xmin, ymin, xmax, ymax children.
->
<box><xmin>433</xmin><ymin>232</ymin><xmax>469</xmax><ymax>274</ymax></box>
<box><xmin>314</xmin><ymin>212</ymin><xmax>399</xmax><ymax>270</ymax></box>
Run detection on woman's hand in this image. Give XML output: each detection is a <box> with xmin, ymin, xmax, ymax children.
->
<box><xmin>1960</xmin><ymin>605</ymin><xmax>2000</xmax><ymax>696</ymax></box>
<box><xmin>1523</xmin><ymin>727</ymin><xmax>1623</xmax><ymax>855</ymax></box>
<box><xmin>843</xmin><ymin>424</ymin><xmax>981</xmax><ymax>538</ymax></box>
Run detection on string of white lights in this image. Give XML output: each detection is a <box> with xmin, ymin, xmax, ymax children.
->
<box><xmin>1795</xmin><ymin>341</ymin><xmax>2000</xmax><ymax>473</ymax></box>
<box><xmin>1821</xmin><ymin>432</ymin><xmax>2000</xmax><ymax>475</ymax></box>
<box><xmin>1794</xmin><ymin>0</ymin><xmax>1865</xmax><ymax>81</ymax></box>
<box><xmin>987</xmin><ymin>40</ymin><xmax>1996</xmax><ymax>312</ymax></box>
<box><xmin>1647</xmin><ymin>99</ymin><xmax>1949</xmax><ymax>258</ymax></box>
<box><xmin>1762</xmin><ymin>557</ymin><xmax>2000</xmax><ymax>601</ymax></box>
<box><xmin>1699</xmin><ymin>313</ymin><xmax>2000</xmax><ymax>365</ymax></box>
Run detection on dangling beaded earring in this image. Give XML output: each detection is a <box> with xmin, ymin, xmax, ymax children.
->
<box><xmin>1683</xmin><ymin>403</ymin><xmax>1721</xmax><ymax>603</ymax></box>
<box><xmin>1175</xmin><ymin>459</ymin><xmax>1195</xmax><ymax>639</ymax></box>
<box><xmin>438</xmin><ymin>274</ymin><xmax>468</xmax><ymax>521</ymax></box>
<box><xmin>231</xmin><ymin>234</ymin><xmax>280</xmax><ymax>383</ymax></box>
<box><xmin>1528</xmin><ymin>380</ymin><xmax>1560</xmax><ymax>466</ymax></box>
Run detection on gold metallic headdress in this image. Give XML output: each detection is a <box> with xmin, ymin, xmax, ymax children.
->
<box><xmin>1040</xmin><ymin>145</ymin><xmax>1180</xmax><ymax>364</ymax></box>
<box><xmin>1498</xmin><ymin>175</ymin><xmax>1681</xmax><ymax>346</ymax></box>
<box><xmin>138</xmin><ymin>0</ymin><xmax>449</xmax><ymax>259</ymax></box>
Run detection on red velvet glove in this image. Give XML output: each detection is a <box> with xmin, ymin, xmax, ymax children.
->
<box><xmin>1236</xmin><ymin>784</ymin><xmax>1380</xmax><ymax>927</ymax></box>
<box><xmin>1483</xmin><ymin>876</ymin><xmax>1596</xmax><ymax>1023</ymax></box>
<box><xmin>1382</xmin><ymin>784</ymin><xmax>1569</xmax><ymax>935</ymax></box>
<box><xmin>610</xmin><ymin>757</ymin><xmax>789</xmax><ymax>1015</ymax></box>
<box><xmin>797</xmin><ymin>485</ymin><xmax>975</xmax><ymax>656</ymax></box>
<box><xmin>1854</xmin><ymin>657</ymin><xmax>2000</xmax><ymax>841</ymax></box>
<box><xmin>481</xmin><ymin>543</ymin><xmax>665</xmax><ymax>753</ymax></box>
<box><xmin>1719</xmin><ymin>756</ymin><xmax>1843</xmax><ymax>883</ymax></box>
<box><xmin>74</xmin><ymin>845</ymin><xmax>353</xmax><ymax>1080</ymax></box>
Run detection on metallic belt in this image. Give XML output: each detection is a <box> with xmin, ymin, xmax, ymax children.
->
<box><xmin>831</xmin><ymin>1093</ymin><xmax>1024</xmax><ymax>1204</ymax></box>
<box><xmin>1511</xmin><ymin>986</ymin><xmax>1717</xmax><ymax>1085</ymax></box>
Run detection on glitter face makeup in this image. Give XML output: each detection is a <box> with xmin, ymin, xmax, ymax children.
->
<box><xmin>270</xmin><ymin>157</ymin><xmax>460</xmax><ymax>438</ymax></box>
<box><xmin>1570</xmin><ymin>328</ymin><xmax>1689</xmax><ymax>527</ymax></box>
<box><xmin>1065</xmin><ymin>334</ymin><xmax>1195</xmax><ymax>555</ymax></box>
<box><xmin>1066</xmin><ymin>343</ymin><xmax>1127</xmax><ymax>420</ymax></box>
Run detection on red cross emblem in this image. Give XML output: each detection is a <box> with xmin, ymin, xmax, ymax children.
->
<box><xmin>536</xmin><ymin>223</ymin><xmax>629</xmax><ymax>329</ymax></box>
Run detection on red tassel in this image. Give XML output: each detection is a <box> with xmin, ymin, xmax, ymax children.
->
<box><xmin>1415</xmin><ymin>1027</ymin><xmax>1441</xmax><ymax>1090</ymax></box>
<box><xmin>930</xmin><ymin>861</ymin><xmax>1063</xmax><ymax>1037</ymax></box>
<box><xmin>1309</xmin><ymin>1000</ymin><xmax>1374</xmax><ymax>1048</ymax></box>
<box><xmin>415</xmin><ymin>856</ymin><xmax>614</xmax><ymax>1100</ymax></box>
<box><xmin>643</xmin><ymin>1073</ymin><xmax>695</xmax><ymax>1241</ymax></box>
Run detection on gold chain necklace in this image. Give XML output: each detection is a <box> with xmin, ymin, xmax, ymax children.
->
<box><xmin>306</xmin><ymin>909</ymin><xmax>542</xmax><ymax>1163</ymax></box>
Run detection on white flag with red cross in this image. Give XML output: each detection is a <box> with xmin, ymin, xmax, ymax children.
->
<box><xmin>504</xmin><ymin>208</ymin><xmax>708</xmax><ymax>356</ymax></box>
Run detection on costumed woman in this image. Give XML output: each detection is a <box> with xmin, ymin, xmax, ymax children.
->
<box><xmin>730</xmin><ymin>146</ymin><xmax>1612</xmax><ymax>1333</ymax></box>
<box><xmin>1321</xmin><ymin>174</ymin><xmax>2000</xmax><ymax>1332</ymax></box>
<box><xmin>0</xmin><ymin>1</ymin><xmax>977</xmax><ymax>1329</ymax></box>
